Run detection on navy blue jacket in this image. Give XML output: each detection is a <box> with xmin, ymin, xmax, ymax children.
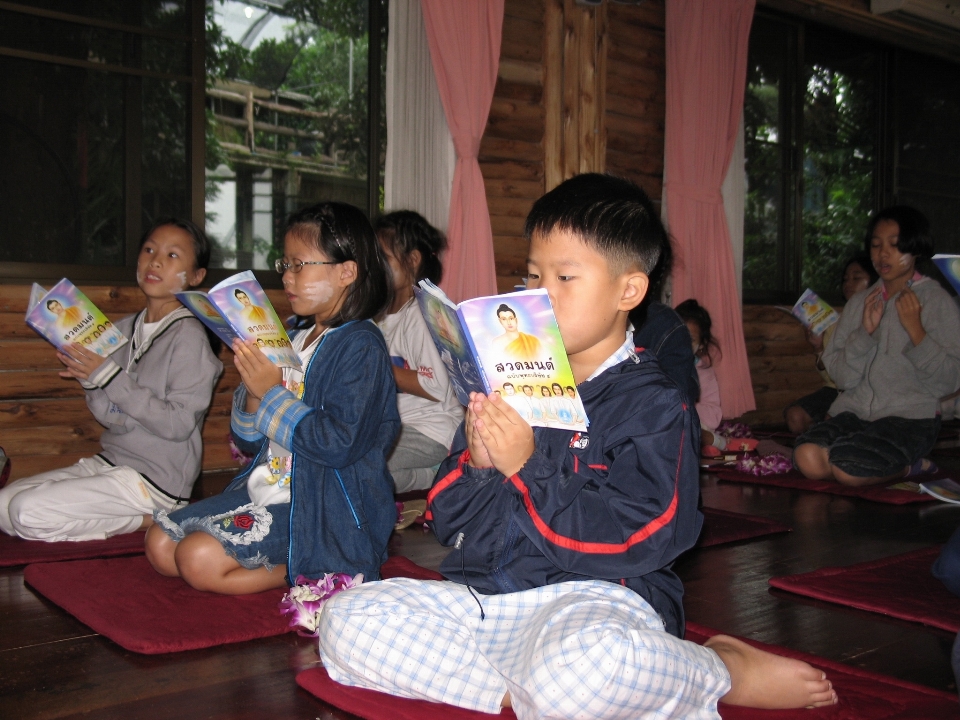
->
<box><xmin>633</xmin><ymin>302</ymin><xmax>699</xmax><ymax>404</ymax></box>
<box><xmin>427</xmin><ymin>348</ymin><xmax>702</xmax><ymax>637</ymax></box>
<box><xmin>228</xmin><ymin>320</ymin><xmax>400</xmax><ymax>583</ymax></box>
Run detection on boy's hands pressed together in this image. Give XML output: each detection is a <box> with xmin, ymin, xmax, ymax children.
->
<box><xmin>58</xmin><ymin>342</ymin><xmax>107</xmax><ymax>381</ymax></box>
<box><xmin>468</xmin><ymin>392</ymin><xmax>535</xmax><ymax>477</ymax></box>
<box><xmin>232</xmin><ymin>339</ymin><xmax>282</xmax><ymax>406</ymax></box>
<box><xmin>465</xmin><ymin>400</ymin><xmax>494</xmax><ymax>469</ymax></box>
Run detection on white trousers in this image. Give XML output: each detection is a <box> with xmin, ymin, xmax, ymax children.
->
<box><xmin>0</xmin><ymin>456</ymin><xmax>185</xmax><ymax>542</ymax></box>
<box><xmin>318</xmin><ymin>578</ymin><xmax>731</xmax><ymax>720</ymax></box>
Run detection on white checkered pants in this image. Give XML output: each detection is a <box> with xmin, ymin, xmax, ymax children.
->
<box><xmin>318</xmin><ymin>578</ymin><xmax>731</xmax><ymax>720</ymax></box>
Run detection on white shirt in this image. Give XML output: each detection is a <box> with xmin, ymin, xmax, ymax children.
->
<box><xmin>377</xmin><ymin>298</ymin><xmax>463</xmax><ymax>448</ymax></box>
<box><xmin>247</xmin><ymin>329</ymin><xmax>323</xmax><ymax>506</ymax></box>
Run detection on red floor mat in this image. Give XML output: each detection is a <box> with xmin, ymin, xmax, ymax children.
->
<box><xmin>296</xmin><ymin>619</ymin><xmax>959</xmax><ymax>719</ymax></box>
<box><xmin>23</xmin><ymin>554</ymin><xmax>290</xmax><ymax>653</ymax></box>
<box><xmin>0</xmin><ymin>530</ymin><xmax>145</xmax><ymax>567</ymax></box>
<box><xmin>769</xmin><ymin>546</ymin><xmax>960</xmax><ymax>632</ymax></box>
<box><xmin>698</xmin><ymin>507</ymin><xmax>791</xmax><ymax>547</ymax></box>
<box><xmin>712</xmin><ymin>467</ymin><xmax>936</xmax><ymax>505</ymax></box>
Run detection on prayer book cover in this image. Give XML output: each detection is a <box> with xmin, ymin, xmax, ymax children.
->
<box><xmin>413</xmin><ymin>280</ymin><xmax>588</xmax><ymax>431</ymax></box>
<box><xmin>25</xmin><ymin>279</ymin><xmax>127</xmax><ymax>357</ymax></box>
<box><xmin>176</xmin><ymin>271</ymin><xmax>299</xmax><ymax>369</ymax></box>
<box><xmin>791</xmin><ymin>288</ymin><xmax>839</xmax><ymax>336</ymax></box>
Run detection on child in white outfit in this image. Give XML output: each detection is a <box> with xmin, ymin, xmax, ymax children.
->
<box><xmin>0</xmin><ymin>219</ymin><xmax>222</xmax><ymax>541</ymax></box>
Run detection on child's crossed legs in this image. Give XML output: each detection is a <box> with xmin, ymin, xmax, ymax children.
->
<box><xmin>319</xmin><ymin>578</ymin><xmax>836</xmax><ymax>720</ymax></box>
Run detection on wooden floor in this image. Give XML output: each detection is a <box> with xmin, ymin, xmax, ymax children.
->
<box><xmin>2</xmin><ymin>462</ymin><xmax>960</xmax><ymax>718</ymax></box>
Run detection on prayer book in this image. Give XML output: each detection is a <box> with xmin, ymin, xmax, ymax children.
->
<box><xmin>932</xmin><ymin>255</ymin><xmax>960</xmax><ymax>296</ymax></box>
<box><xmin>919</xmin><ymin>478</ymin><xmax>960</xmax><ymax>505</ymax></box>
<box><xmin>25</xmin><ymin>279</ymin><xmax>127</xmax><ymax>357</ymax></box>
<box><xmin>176</xmin><ymin>271</ymin><xmax>299</xmax><ymax>369</ymax></box>
<box><xmin>414</xmin><ymin>280</ymin><xmax>588</xmax><ymax>431</ymax></box>
<box><xmin>791</xmin><ymin>289</ymin><xmax>839</xmax><ymax>336</ymax></box>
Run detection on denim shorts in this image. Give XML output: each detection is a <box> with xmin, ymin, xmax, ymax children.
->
<box><xmin>154</xmin><ymin>489</ymin><xmax>289</xmax><ymax>571</ymax></box>
<box><xmin>795</xmin><ymin>411</ymin><xmax>940</xmax><ymax>478</ymax></box>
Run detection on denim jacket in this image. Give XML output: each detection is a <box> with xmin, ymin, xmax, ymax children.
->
<box><xmin>228</xmin><ymin>320</ymin><xmax>400</xmax><ymax>582</ymax></box>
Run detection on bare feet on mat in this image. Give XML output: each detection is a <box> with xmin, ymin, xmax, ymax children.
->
<box><xmin>705</xmin><ymin>634</ymin><xmax>838</xmax><ymax>709</ymax></box>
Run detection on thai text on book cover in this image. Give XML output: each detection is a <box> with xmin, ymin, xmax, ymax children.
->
<box><xmin>414</xmin><ymin>280</ymin><xmax>588</xmax><ymax>431</ymax></box>
<box><xmin>176</xmin><ymin>271</ymin><xmax>299</xmax><ymax>369</ymax></box>
<box><xmin>25</xmin><ymin>279</ymin><xmax>127</xmax><ymax>357</ymax></box>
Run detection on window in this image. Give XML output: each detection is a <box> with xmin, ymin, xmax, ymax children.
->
<box><xmin>743</xmin><ymin>12</ymin><xmax>960</xmax><ymax>304</ymax></box>
<box><xmin>204</xmin><ymin>0</ymin><xmax>386</xmax><ymax>272</ymax></box>
<box><xmin>0</xmin><ymin>0</ymin><xmax>386</xmax><ymax>283</ymax></box>
<box><xmin>0</xmin><ymin>0</ymin><xmax>199</xmax><ymax>281</ymax></box>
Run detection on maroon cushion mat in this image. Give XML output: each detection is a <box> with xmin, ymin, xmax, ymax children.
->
<box><xmin>23</xmin><ymin>555</ymin><xmax>290</xmax><ymax>653</ymax></box>
<box><xmin>712</xmin><ymin>467</ymin><xmax>936</xmax><ymax>505</ymax></box>
<box><xmin>0</xmin><ymin>530</ymin><xmax>145</xmax><ymax>567</ymax></box>
<box><xmin>296</xmin><ymin>620</ymin><xmax>959</xmax><ymax>720</ymax></box>
<box><xmin>769</xmin><ymin>546</ymin><xmax>960</xmax><ymax>632</ymax></box>
<box><xmin>698</xmin><ymin>507</ymin><xmax>790</xmax><ymax>547</ymax></box>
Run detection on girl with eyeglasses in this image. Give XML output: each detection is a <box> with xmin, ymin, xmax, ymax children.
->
<box><xmin>145</xmin><ymin>202</ymin><xmax>400</xmax><ymax>594</ymax></box>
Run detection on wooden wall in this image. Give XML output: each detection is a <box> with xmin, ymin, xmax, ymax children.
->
<box><xmin>0</xmin><ymin>286</ymin><xmax>291</xmax><ymax>484</ymax></box>
<box><xmin>604</xmin><ymin>1</ymin><xmax>665</xmax><ymax>204</ymax></box>
<box><xmin>484</xmin><ymin>0</ymin><xmax>667</xmax><ymax>293</ymax></box>
<box><xmin>738</xmin><ymin>305</ymin><xmax>824</xmax><ymax>427</ymax></box>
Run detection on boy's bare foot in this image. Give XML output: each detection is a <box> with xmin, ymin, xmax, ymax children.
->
<box><xmin>705</xmin><ymin>634</ymin><xmax>838</xmax><ymax>709</ymax></box>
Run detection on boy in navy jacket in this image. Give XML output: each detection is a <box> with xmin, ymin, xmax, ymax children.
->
<box><xmin>318</xmin><ymin>174</ymin><xmax>837</xmax><ymax>718</ymax></box>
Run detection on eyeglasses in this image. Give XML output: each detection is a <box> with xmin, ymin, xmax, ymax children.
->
<box><xmin>275</xmin><ymin>258</ymin><xmax>339</xmax><ymax>274</ymax></box>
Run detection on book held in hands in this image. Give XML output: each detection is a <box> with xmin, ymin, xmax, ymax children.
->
<box><xmin>414</xmin><ymin>280</ymin><xmax>588</xmax><ymax>431</ymax></box>
<box><xmin>176</xmin><ymin>271</ymin><xmax>300</xmax><ymax>369</ymax></box>
<box><xmin>932</xmin><ymin>255</ymin><xmax>960</xmax><ymax>296</ymax></box>
<box><xmin>25</xmin><ymin>279</ymin><xmax>127</xmax><ymax>357</ymax></box>
<box><xmin>791</xmin><ymin>288</ymin><xmax>839</xmax><ymax>336</ymax></box>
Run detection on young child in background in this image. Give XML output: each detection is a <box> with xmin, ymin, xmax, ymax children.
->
<box><xmin>0</xmin><ymin>219</ymin><xmax>223</xmax><ymax>541</ymax></box>
<box><xmin>784</xmin><ymin>255</ymin><xmax>878</xmax><ymax>435</ymax></box>
<box><xmin>676</xmin><ymin>299</ymin><xmax>722</xmax><ymax>449</ymax></box>
<box><xmin>145</xmin><ymin>202</ymin><xmax>399</xmax><ymax>594</ymax></box>
<box><xmin>374</xmin><ymin>211</ymin><xmax>462</xmax><ymax>493</ymax></box>
<box><xmin>794</xmin><ymin>206</ymin><xmax>960</xmax><ymax>487</ymax></box>
<box><xmin>317</xmin><ymin>174</ymin><xmax>837</xmax><ymax>717</ymax></box>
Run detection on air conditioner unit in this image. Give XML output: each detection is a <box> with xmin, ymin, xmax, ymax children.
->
<box><xmin>871</xmin><ymin>0</ymin><xmax>960</xmax><ymax>32</ymax></box>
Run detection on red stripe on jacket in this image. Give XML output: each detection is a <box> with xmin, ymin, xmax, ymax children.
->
<box><xmin>506</xmin><ymin>429</ymin><xmax>684</xmax><ymax>554</ymax></box>
<box><xmin>424</xmin><ymin>451</ymin><xmax>472</xmax><ymax>521</ymax></box>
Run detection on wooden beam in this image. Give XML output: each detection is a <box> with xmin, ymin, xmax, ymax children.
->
<box><xmin>543</xmin><ymin>0</ymin><xmax>564</xmax><ymax>191</ymax></box>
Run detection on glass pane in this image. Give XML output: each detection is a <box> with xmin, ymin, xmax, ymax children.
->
<box><xmin>895</xmin><ymin>50</ymin><xmax>960</xmax><ymax>267</ymax></box>
<box><xmin>0</xmin><ymin>4</ymin><xmax>188</xmax><ymax>75</ymax></box>
<box><xmin>141</xmin><ymin>76</ymin><xmax>190</xmax><ymax>230</ymax></box>
<box><xmin>8</xmin><ymin>1</ymin><xmax>187</xmax><ymax>33</ymax></box>
<box><xmin>743</xmin><ymin>16</ymin><xmax>791</xmax><ymax>295</ymax></box>
<box><xmin>0</xmin><ymin>56</ymin><xmax>125</xmax><ymax>265</ymax></box>
<box><xmin>800</xmin><ymin>29</ymin><xmax>878</xmax><ymax>300</ymax></box>
<box><xmin>204</xmin><ymin>0</ymin><xmax>375</xmax><ymax>270</ymax></box>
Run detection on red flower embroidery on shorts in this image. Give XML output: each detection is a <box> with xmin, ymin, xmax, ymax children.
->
<box><xmin>233</xmin><ymin>513</ymin><xmax>255</xmax><ymax>530</ymax></box>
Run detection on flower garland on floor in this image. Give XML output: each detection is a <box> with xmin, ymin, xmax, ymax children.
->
<box><xmin>279</xmin><ymin>573</ymin><xmax>364</xmax><ymax>637</ymax></box>
<box><xmin>735</xmin><ymin>453</ymin><xmax>793</xmax><ymax>476</ymax></box>
<box><xmin>716</xmin><ymin>421</ymin><xmax>754</xmax><ymax>439</ymax></box>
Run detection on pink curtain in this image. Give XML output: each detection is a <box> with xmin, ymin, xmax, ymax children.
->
<box><xmin>665</xmin><ymin>0</ymin><xmax>756</xmax><ymax>418</ymax></box>
<box><xmin>421</xmin><ymin>0</ymin><xmax>503</xmax><ymax>302</ymax></box>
